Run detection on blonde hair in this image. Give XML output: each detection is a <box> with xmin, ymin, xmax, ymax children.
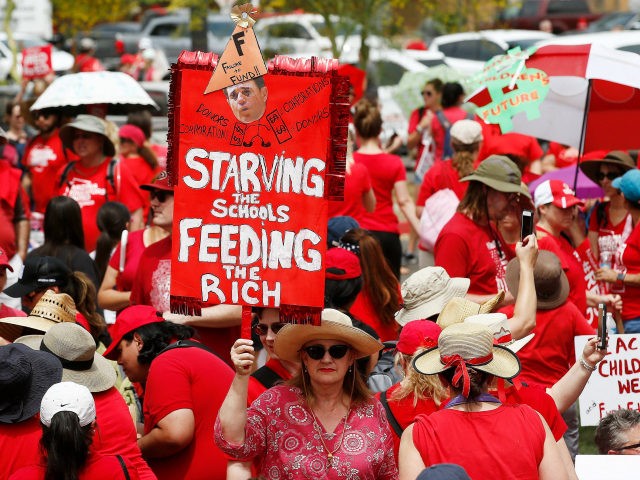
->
<box><xmin>389</xmin><ymin>351</ymin><xmax>448</xmax><ymax>407</ymax></box>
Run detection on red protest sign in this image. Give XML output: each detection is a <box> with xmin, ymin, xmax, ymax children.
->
<box><xmin>168</xmin><ymin>52</ymin><xmax>348</xmax><ymax>320</ymax></box>
<box><xmin>21</xmin><ymin>45</ymin><xmax>53</xmax><ymax>79</ymax></box>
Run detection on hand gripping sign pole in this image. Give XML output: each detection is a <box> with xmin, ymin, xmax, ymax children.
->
<box><xmin>166</xmin><ymin>4</ymin><xmax>349</xmax><ymax>337</ymax></box>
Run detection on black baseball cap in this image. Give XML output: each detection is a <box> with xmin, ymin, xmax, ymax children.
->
<box><xmin>3</xmin><ymin>256</ymin><xmax>71</xmax><ymax>298</ymax></box>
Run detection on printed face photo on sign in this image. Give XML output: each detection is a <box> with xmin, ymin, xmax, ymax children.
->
<box><xmin>224</xmin><ymin>77</ymin><xmax>268</xmax><ymax>124</ymax></box>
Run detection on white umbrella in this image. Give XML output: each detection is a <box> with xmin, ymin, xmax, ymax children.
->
<box><xmin>30</xmin><ymin>71</ymin><xmax>159</xmax><ymax>115</ymax></box>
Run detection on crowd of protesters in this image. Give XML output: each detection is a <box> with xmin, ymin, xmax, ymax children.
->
<box><xmin>0</xmin><ymin>62</ymin><xmax>639</xmax><ymax>480</ymax></box>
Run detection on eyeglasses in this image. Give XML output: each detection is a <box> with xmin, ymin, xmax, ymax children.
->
<box><xmin>303</xmin><ymin>344</ymin><xmax>350</xmax><ymax>360</ymax></box>
<box><xmin>149</xmin><ymin>190</ymin><xmax>173</xmax><ymax>202</ymax></box>
<box><xmin>596</xmin><ymin>172</ymin><xmax>620</xmax><ymax>181</ymax></box>
<box><xmin>614</xmin><ymin>441</ymin><xmax>640</xmax><ymax>452</ymax></box>
<box><xmin>252</xmin><ymin>322</ymin><xmax>287</xmax><ymax>336</ymax></box>
<box><xmin>73</xmin><ymin>132</ymin><xmax>95</xmax><ymax>140</ymax></box>
<box><xmin>421</xmin><ymin>90</ymin><xmax>433</xmax><ymax>97</ymax></box>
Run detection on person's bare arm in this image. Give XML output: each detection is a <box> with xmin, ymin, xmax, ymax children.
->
<box><xmin>556</xmin><ymin>437</ymin><xmax>578</xmax><ymax>480</ymax></box>
<box><xmin>129</xmin><ymin>208</ymin><xmax>144</xmax><ymax>231</ymax></box>
<box><xmin>394</xmin><ymin>180</ymin><xmax>420</xmax><ymax>233</ymax></box>
<box><xmin>98</xmin><ymin>265</ymin><xmax>131</xmax><ymax>311</ymax></box>
<box><xmin>226</xmin><ymin>461</ymin><xmax>252</xmax><ymax>480</ymax></box>
<box><xmin>362</xmin><ymin>188</ymin><xmax>376</xmax><ymax>213</ymax></box>
<box><xmin>398</xmin><ymin>424</ymin><xmax>426</xmax><ymax>480</ymax></box>
<box><xmin>15</xmin><ymin>219</ymin><xmax>29</xmax><ymax>262</ymax></box>
<box><xmin>588</xmin><ymin>230</ymin><xmax>600</xmax><ymax>260</ymax></box>
<box><xmin>538</xmin><ymin>414</ymin><xmax>570</xmax><ymax>480</ymax></box>
<box><xmin>547</xmin><ymin>337</ymin><xmax>606</xmax><ymax>413</ymax></box>
<box><xmin>138</xmin><ymin>408</ymin><xmax>195</xmax><ymax>458</ymax></box>
<box><xmin>508</xmin><ymin>234</ymin><xmax>538</xmax><ymax>339</ymax></box>
<box><xmin>164</xmin><ymin>304</ymin><xmax>242</xmax><ymax>328</ymax></box>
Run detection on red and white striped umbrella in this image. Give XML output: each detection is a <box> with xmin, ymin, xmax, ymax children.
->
<box><xmin>468</xmin><ymin>43</ymin><xmax>640</xmax><ymax>153</ymax></box>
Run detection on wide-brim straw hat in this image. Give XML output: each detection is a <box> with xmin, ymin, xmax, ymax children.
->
<box><xmin>395</xmin><ymin>267</ymin><xmax>470</xmax><ymax>326</ymax></box>
<box><xmin>274</xmin><ymin>309</ymin><xmax>383</xmax><ymax>363</ymax></box>
<box><xmin>413</xmin><ymin>323</ymin><xmax>520</xmax><ymax>380</ymax></box>
<box><xmin>59</xmin><ymin>114</ymin><xmax>116</xmax><ymax>157</ymax></box>
<box><xmin>16</xmin><ymin>322</ymin><xmax>116</xmax><ymax>393</ymax></box>
<box><xmin>579</xmin><ymin>150</ymin><xmax>635</xmax><ymax>184</ymax></box>
<box><xmin>436</xmin><ymin>292</ymin><xmax>504</xmax><ymax>329</ymax></box>
<box><xmin>0</xmin><ymin>291</ymin><xmax>77</xmax><ymax>334</ymax></box>
<box><xmin>505</xmin><ymin>250</ymin><xmax>569</xmax><ymax>310</ymax></box>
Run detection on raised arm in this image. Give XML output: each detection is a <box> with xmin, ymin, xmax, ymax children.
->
<box><xmin>508</xmin><ymin>234</ymin><xmax>538</xmax><ymax>339</ymax></box>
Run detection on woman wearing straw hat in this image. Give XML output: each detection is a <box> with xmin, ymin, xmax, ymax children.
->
<box><xmin>215</xmin><ymin>309</ymin><xmax>398</xmax><ymax>478</ymax></box>
<box><xmin>57</xmin><ymin>114</ymin><xmax>145</xmax><ymax>252</ymax></box>
<box><xmin>399</xmin><ymin>323</ymin><xmax>568</xmax><ymax>480</ymax></box>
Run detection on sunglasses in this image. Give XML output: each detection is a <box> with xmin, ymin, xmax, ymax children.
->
<box><xmin>596</xmin><ymin>172</ymin><xmax>620</xmax><ymax>181</ymax></box>
<box><xmin>73</xmin><ymin>132</ymin><xmax>95</xmax><ymax>140</ymax></box>
<box><xmin>615</xmin><ymin>441</ymin><xmax>640</xmax><ymax>451</ymax></box>
<box><xmin>421</xmin><ymin>90</ymin><xmax>433</xmax><ymax>97</ymax></box>
<box><xmin>149</xmin><ymin>190</ymin><xmax>173</xmax><ymax>202</ymax></box>
<box><xmin>303</xmin><ymin>344</ymin><xmax>350</xmax><ymax>360</ymax></box>
<box><xmin>252</xmin><ymin>322</ymin><xmax>287</xmax><ymax>336</ymax></box>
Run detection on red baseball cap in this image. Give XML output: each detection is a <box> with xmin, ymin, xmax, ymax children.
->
<box><xmin>119</xmin><ymin>124</ymin><xmax>145</xmax><ymax>148</ymax></box>
<box><xmin>396</xmin><ymin>320</ymin><xmax>442</xmax><ymax>355</ymax></box>
<box><xmin>103</xmin><ymin>305</ymin><xmax>164</xmax><ymax>360</ymax></box>
<box><xmin>140</xmin><ymin>170</ymin><xmax>173</xmax><ymax>192</ymax></box>
<box><xmin>0</xmin><ymin>248</ymin><xmax>12</xmax><ymax>271</ymax></box>
<box><xmin>325</xmin><ymin>247</ymin><xmax>361</xmax><ymax>280</ymax></box>
<box><xmin>533</xmin><ymin>179</ymin><xmax>584</xmax><ymax>209</ymax></box>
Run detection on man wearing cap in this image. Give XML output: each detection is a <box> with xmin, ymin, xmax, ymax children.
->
<box><xmin>103</xmin><ymin>305</ymin><xmax>235</xmax><ymax>479</ymax></box>
<box><xmin>596</xmin><ymin>169</ymin><xmax>640</xmax><ymax>333</ymax></box>
<box><xmin>434</xmin><ymin>155</ymin><xmax>533</xmax><ymax>303</ymax></box>
<box><xmin>57</xmin><ymin>114</ymin><xmax>144</xmax><ymax>251</ymax></box>
<box><xmin>131</xmin><ymin>172</ymin><xmax>241</xmax><ymax>365</ymax></box>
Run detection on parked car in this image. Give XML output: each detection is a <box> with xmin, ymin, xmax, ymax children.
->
<box><xmin>535</xmin><ymin>30</ymin><xmax>640</xmax><ymax>54</ymax></box>
<box><xmin>563</xmin><ymin>10</ymin><xmax>640</xmax><ymax>34</ymax></box>
<box><xmin>427</xmin><ymin>29</ymin><xmax>555</xmax><ymax>75</ymax></box>
<box><xmin>0</xmin><ymin>33</ymin><xmax>74</xmax><ymax>81</ymax></box>
<box><xmin>502</xmin><ymin>0</ymin><xmax>603</xmax><ymax>33</ymax></box>
<box><xmin>254</xmin><ymin>13</ymin><xmax>385</xmax><ymax>59</ymax></box>
<box><xmin>117</xmin><ymin>12</ymin><xmax>235</xmax><ymax>64</ymax></box>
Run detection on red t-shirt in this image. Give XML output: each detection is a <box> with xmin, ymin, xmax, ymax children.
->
<box><xmin>91</xmin><ymin>387</ymin><xmax>156</xmax><ymax>480</ymax></box>
<box><xmin>328</xmin><ymin>161</ymin><xmax>372</xmax><ymax>222</ymax></box>
<box><xmin>435</xmin><ymin>213</ymin><xmax>513</xmax><ymax>295</ymax></box>
<box><xmin>0</xmin><ymin>160</ymin><xmax>28</xmax><ymax>258</ymax></box>
<box><xmin>57</xmin><ymin>160</ymin><xmax>144</xmax><ymax>252</ymax></box>
<box><xmin>351</xmin><ymin>287</ymin><xmax>401</xmax><ymax>342</ymax></box>
<box><xmin>0</xmin><ymin>417</ymin><xmax>41</xmax><ymax>479</ymax></box>
<box><xmin>546</xmin><ymin>142</ymin><xmax>578</xmax><ymax>169</ymax></box>
<box><xmin>500</xmin><ymin>301</ymin><xmax>595</xmax><ymax>387</ymax></box>
<box><xmin>408</xmin><ymin>107</ymin><xmax>430</xmax><ymax>166</ymax></box>
<box><xmin>120</xmin><ymin>155</ymin><xmax>161</xmax><ymax>220</ymax></box>
<box><xmin>412</xmin><ymin>404</ymin><xmax>545</xmax><ymax>480</ymax></box>
<box><xmin>477</xmin><ymin>125</ymin><xmax>543</xmax><ymax>171</ymax></box>
<box><xmin>143</xmin><ymin>346</ymin><xmax>235</xmax><ymax>480</ymax></box>
<box><xmin>619</xmin><ymin>221</ymin><xmax>640</xmax><ymax>321</ymax></box>
<box><xmin>9</xmin><ymin>454</ymin><xmax>138</xmax><ymax>480</ymax></box>
<box><xmin>150</xmin><ymin>144</ymin><xmax>167</xmax><ymax>169</ymax></box>
<box><xmin>109</xmin><ymin>229</ymin><xmax>147</xmax><ymax>293</ymax></box>
<box><xmin>353</xmin><ymin>151</ymin><xmax>406</xmax><ymax>233</ymax></box>
<box><xmin>0</xmin><ymin>303</ymin><xmax>26</xmax><ymax>319</ymax></box>
<box><xmin>23</xmin><ymin>131</ymin><xmax>76</xmax><ymax>213</ymax></box>
<box><xmin>130</xmin><ymin>235</ymin><xmax>239</xmax><ymax>364</ymax></box>
<box><xmin>536</xmin><ymin>228</ymin><xmax>588</xmax><ymax>316</ymax></box>
<box><xmin>431</xmin><ymin>107</ymin><xmax>469</xmax><ymax>161</ymax></box>
<box><xmin>416</xmin><ymin>159</ymin><xmax>467</xmax><ymax>208</ymax></box>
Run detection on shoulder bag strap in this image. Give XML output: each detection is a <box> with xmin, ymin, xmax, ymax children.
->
<box><xmin>116</xmin><ymin>455</ymin><xmax>131</xmax><ymax>480</ymax></box>
<box><xmin>380</xmin><ymin>390</ymin><xmax>404</xmax><ymax>438</ymax></box>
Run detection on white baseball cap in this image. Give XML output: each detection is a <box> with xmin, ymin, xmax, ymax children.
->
<box><xmin>40</xmin><ymin>382</ymin><xmax>96</xmax><ymax>427</ymax></box>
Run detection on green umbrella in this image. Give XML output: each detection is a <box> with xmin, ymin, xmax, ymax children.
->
<box><xmin>391</xmin><ymin>65</ymin><xmax>469</xmax><ymax>119</ymax></box>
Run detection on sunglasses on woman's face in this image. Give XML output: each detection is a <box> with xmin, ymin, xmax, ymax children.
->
<box><xmin>252</xmin><ymin>322</ymin><xmax>287</xmax><ymax>336</ymax></box>
<box><xmin>597</xmin><ymin>172</ymin><xmax>620</xmax><ymax>181</ymax></box>
<box><xmin>421</xmin><ymin>90</ymin><xmax>433</xmax><ymax>97</ymax></box>
<box><xmin>303</xmin><ymin>344</ymin><xmax>350</xmax><ymax>360</ymax></box>
<box><xmin>149</xmin><ymin>190</ymin><xmax>173</xmax><ymax>202</ymax></box>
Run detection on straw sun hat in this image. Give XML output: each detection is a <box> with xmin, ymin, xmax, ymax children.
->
<box><xmin>413</xmin><ymin>323</ymin><xmax>520</xmax><ymax>386</ymax></box>
<box><xmin>436</xmin><ymin>291</ymin><xmax>505</xmax><ymax>329</ymax></box>
<box><xmin>0</xmin><ymin>291</ymin><xmax>77</xmax><ymax>340</ymax></box>
<box><xmin>274</xmin><ymin>309</ymin><xmax>383</xmax><ymax>363</ymax></box>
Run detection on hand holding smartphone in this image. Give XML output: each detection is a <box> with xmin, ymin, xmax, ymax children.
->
<box><xmin>521</xmin><ymin>210</ymin><xmax>534</xmax><ymax>243</ymax></box>
<box><xmin>597</xmin><ymin>303</ymin><xmax>608</xmax><ymax>350</ymax></box>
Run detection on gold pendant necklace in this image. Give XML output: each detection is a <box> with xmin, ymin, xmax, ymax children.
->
<box><xmin>309</xmin><ymin>407</ymin><xmax>350</xmax><ymax>469</ymax></box>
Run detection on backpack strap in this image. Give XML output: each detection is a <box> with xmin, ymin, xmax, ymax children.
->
<box><xmin>434</xmin><ymin>110</ymin><xmax>453</xmax><ymax>159</ymax></box>
<box><xmin>380</xmin><ymin>390</ymin><xmax>404</xmax><ymax>438</ymax></box>
<box><xmin>251</xmin><ymin>365</ymin><xmax>283</xmax><ymax>388</ymax></box>
<box><xmin>57</xmin><ymin>161</ymin><xmax>77</xmax><ymax>189</ymax></box>
<box><xmin>158</xmin><ymin>339</ymin><xmax>224</xmax><ymax>362</ymax></box>
<box><xmin>105</xmin><ymin>157</ymin><xmax>119</xmax><ymax>199</ymax></box>
<box><xmin>116</xmin><ymin>455</ymin><xmax>131</xmax><ymax>480</ymax></box>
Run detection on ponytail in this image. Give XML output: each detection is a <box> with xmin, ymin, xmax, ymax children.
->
<box><xmin>41</xmin><ymin>411</ymin><xmax>93</xmax><ymax>480</ymax></box>
<box><xmin>63</xmin><ymin>271</ymin><xmax>107</xmax><ymax>341</ymax></box>
<box><xmin>138</xmin><ymin>145</ymin><xmax>158</xmax><ymax>170</ymax></box>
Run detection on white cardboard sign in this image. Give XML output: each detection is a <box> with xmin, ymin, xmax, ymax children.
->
<box><xmin>575</xmin><ymin>334</ymin><xmax>640</xmax><ymax>426</ymax></box>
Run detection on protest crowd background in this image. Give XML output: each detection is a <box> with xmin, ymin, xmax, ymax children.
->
<box><xmin>2</xmin><ymin>3</ymin><xmax>640</xmax><ymax>480</ymax></box>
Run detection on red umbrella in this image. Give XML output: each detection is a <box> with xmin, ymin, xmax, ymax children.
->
<box><xmin>468</xmin><ymin>44</ymin><xmax>640</xmax><ymax>153</ymax></box>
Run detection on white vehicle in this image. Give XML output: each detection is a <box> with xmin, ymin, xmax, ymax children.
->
<box><xmin>0</xmin><ymin>33</ymin><xmax>74</xmax><ymax>81</ymax></box>
<box><xmin>535</xmin><ymin>30</ymin><xmax>640</xmax><ymax>54</ymax></box>
<box><xmin>254</xmin><ymin>13</ymin><xmax>385</xmax><ymax>58</ymax></box>
<box><xmin>428</xmin><ymin>29</ymin><xmax>555</xmax><ymax>75</ymax></box>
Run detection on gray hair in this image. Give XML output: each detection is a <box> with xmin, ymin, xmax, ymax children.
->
<box><xmin>594</xmin><ymin>409</ymin><xmax>640</xmax><ymax>454</ymax></box>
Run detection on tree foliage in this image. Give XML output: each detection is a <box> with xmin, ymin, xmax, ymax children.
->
<box><xmin>52</xmin><ymin>0</ymin><xmax>133</xmax><ymax>36</ymax></box>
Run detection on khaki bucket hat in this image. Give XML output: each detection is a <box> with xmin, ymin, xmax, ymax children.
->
<box><xmin>460</xmin><ymin>155</ymin><xmax>529</xmax><ymax>197</ymax></box>
<box><xmin>59</xmin><ymin>114</ymin><xmax>116</xmax><ymax>157</ymax></box>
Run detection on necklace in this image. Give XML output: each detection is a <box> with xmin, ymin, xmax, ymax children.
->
<box><xmin>309</xmin><ymin>406</ymin><xmax>350</xmax><ymax>469</ymax></box>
